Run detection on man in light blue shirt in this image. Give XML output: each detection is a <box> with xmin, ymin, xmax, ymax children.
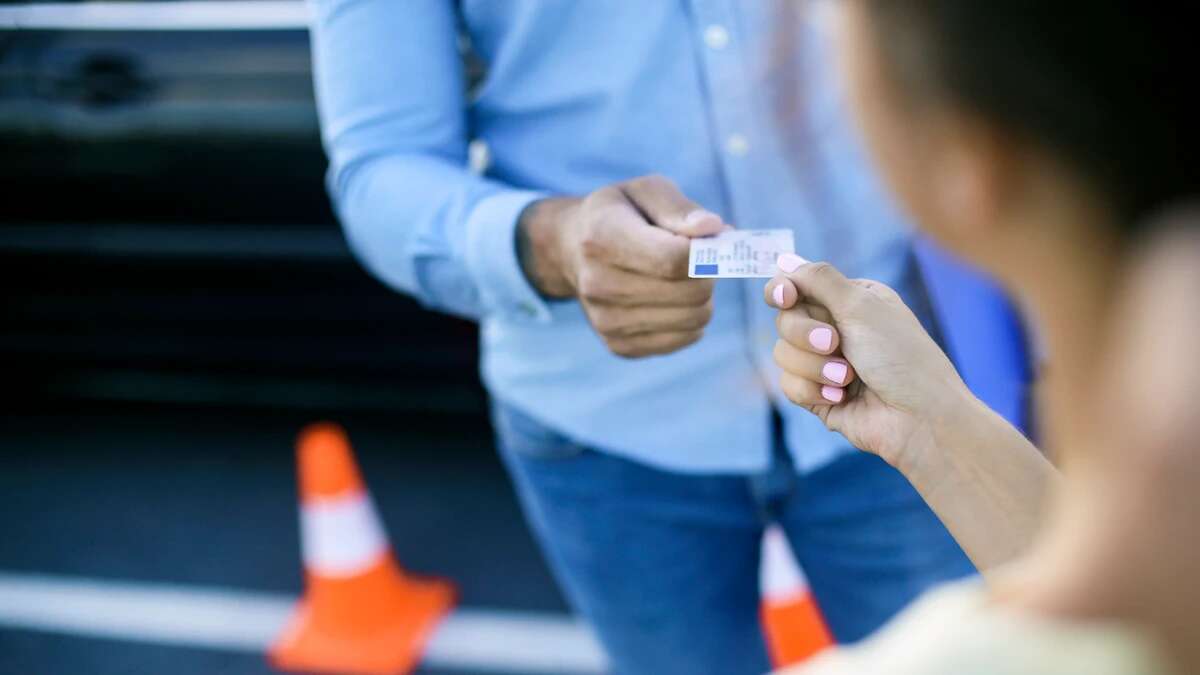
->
<box><xmin>310</xmin><ymin>2</ymin><xmax>978</xmax><ymax>673</ymax></box>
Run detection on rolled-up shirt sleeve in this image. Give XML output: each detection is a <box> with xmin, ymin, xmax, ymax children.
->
<box><xmin>309</xmin><ymin>0</ymin><xmax>552</xmax><ymax>322</ymax></box>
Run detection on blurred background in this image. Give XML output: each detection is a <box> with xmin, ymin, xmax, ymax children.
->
<box><xmin>0</xmin><ymin>2</ymin><xmax>595</xmax><ymax>673</ymax></box>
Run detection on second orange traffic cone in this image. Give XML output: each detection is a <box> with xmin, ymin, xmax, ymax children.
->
<box><xmin>269</xmin><ymin>423</ymin><xmax>456</xmax><ymax>675</ymax></box>
<box><xmin>760</xmin><ymin>524</ymin><xmax>833</xmax><ymax>667</ymax></box>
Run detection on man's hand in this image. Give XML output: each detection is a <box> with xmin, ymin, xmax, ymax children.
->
<box><xmin>518</xmin><ymin>175</ymin><xmax>725</xmax><ymax>358</ymax></box>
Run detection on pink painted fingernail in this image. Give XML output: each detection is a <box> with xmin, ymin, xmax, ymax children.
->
<box><xmin>772</xmin><ymin>284</ymin><xmax>786</xmax><ymax>307</ymax></box>
<box><xmin>685</xmin><ymin>209</ymin><xmax>722</xmax><ymax>231</ymax></box>
<box><xmin>821</xmin><ymin>385</ymin><xmax>845</xmax><ymax>403</ymax></box>
<box><xmin>823</xmin><ymin>361</ymin><xmax>848</xmax><ymax>385</ymax></box>
<box><xmin>776</xmin><ymin>253</ymin><xmax>809</xmax><ymax>273</ymax></box>
<box><xmin>809</xmin><ymin>327</ymin><xmax>833</xmax><ymax>351</ymax></box>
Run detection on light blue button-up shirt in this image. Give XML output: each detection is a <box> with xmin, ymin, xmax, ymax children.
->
<box><xmin>310</xmin><ymin>0</ymin><xmax>918</xmax><ymax>473</ymax></box>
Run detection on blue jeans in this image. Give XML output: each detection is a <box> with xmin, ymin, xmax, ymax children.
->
<box><xmin>493</xmin><ymin>402</ymin><xmax>975</xmax><ymax>675</ymax></box>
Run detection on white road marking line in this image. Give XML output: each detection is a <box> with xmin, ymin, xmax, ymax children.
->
<box><xmin>0</xmin><ymin>572</ymin><xmax>607</xmax><ymax>674</ymax></box>
<box><xmin>0</xmin><ymin>1</ymin><xmax>311</xmax><ymax>31</ymax></box>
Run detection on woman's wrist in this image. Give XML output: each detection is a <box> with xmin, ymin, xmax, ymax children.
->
<box><xmin>894</xmin><ymin>387</ymin><xmax>1054</xmax><ymax>571</ymax></box>
<box><xmin>890</xmin><ymin>384</ymin><xmax>986</xmax><ymax>486</ymax></box>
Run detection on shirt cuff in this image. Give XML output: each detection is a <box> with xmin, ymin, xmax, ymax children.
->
<box><xmin>464</xmin><ymin>188</ymin><xmax>554</xmax><ymax>323</ymax></box>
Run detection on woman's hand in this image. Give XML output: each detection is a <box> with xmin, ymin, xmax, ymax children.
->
<box><xmin>767</xmin><ymin>255</ymin><xmax>1055</xmax><ymax>571</ymax></box>
<box><xmin>764</xmin><ymin>254</ymin><xmax>972</xmax><ymax>471</ymax></box>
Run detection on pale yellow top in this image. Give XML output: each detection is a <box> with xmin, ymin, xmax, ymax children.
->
<box><xmin>778</xmin><ymin>581</ymin><xmax>1176</xmax><ymax>675</ymax></box>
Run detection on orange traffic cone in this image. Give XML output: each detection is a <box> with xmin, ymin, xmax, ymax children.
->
<box><xmin>269</xmin><ymin>423</ymin><xmax>456</xmax><ymax>675</ymax></box>
<box><xmin>759</xmin><ymin>524</ymin><xmax>833</xmax><ymax>667</ymax></box>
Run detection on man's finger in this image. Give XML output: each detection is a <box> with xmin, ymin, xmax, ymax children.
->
<box><xmin>579</xmin><ymin>265</ymin><xmax>713</xmax><ymax>307</ymax></box>
<box><xmin>621</xmin><ymin>175</ymin><xmax>725</xmax><ymax>237</ymax></box>
<box><xmin>595</xmin><ymin>207</ymin><xmax>693</xmax><ymax>278</ymax></box>
<box><xmin>606</xmin><ymin>329</ymin><xmax>705</xmax><ymax>359</ymax></box>
<box><xmin>580</xmin><ymin>192</ymin><xmax>693</xmax><ymax>278</ymax></box>
<box><xmin>588</xmin><ymin>302</ymin><xmax>713</xmax><ymax>338</ymax></box>
<box><xmin>776</xmin><ymin>254</ymin><xmax>860</xmax><ymax>318</ymax></box>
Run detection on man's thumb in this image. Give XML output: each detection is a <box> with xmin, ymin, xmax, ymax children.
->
<box><xmin>620</xmin><ymin>175</ymin><xmax>726</xmax><ymax>237</ymax></box>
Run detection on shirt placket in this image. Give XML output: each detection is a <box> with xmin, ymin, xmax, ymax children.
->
<box><xmin>689</xmin><ymin>0</ymin><xmax>799</xmax><ymax>411</ymax></box>
<box><xmin>690</xmin><ymin>1</ymin><xmax>761</xmax><ymax>358</ymax></box>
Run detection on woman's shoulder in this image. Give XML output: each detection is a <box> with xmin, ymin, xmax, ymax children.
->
<box><xmin>777</xmin><ymin>580</ymin><xmax>1177</xmax><ymax>675</ymax></box>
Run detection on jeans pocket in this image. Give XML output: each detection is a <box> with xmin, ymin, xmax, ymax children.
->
<box><xmin>491</xmin><ymin>401</ymin><xmax>585</xmax><ymax>461</ymax></box>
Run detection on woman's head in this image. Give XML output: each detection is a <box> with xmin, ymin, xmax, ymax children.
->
<box><xmin>839</xmin><ymin>1</ymin><xmax>1195</xmax><ymax>277</ymax></box>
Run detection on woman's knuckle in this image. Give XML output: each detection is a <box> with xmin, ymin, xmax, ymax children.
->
<box><xmin>808</xmin><ymin>261</ymin><xmax>836</xmax><ymax>278</ymax></box>
<box><xmin>873</xmin><ymin>283</ymin><xmax>902</xmax><ymax>302</ymax></box>
<box><xmin>844</xmin><ymin>288</ymin><xmax>872</xmax><ymax>314</ymax></box>
<box><xmin>777</xmin><ymin>310</ymin><xmax>801</xmax><ymax>341</ymax></box>
<box><xmin>780</xmin><ymin>376</ymin><xmax>808</xmax><ymax>405</ymax></box>
<box><xmin>773</xmin><ymin>338</ymin><xmax>791</xmax><ymax>365</ymax></box>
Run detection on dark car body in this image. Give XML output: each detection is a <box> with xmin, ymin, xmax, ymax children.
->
<box><xmin>1</xmin><ymin>2</ymin><xmax>485</xmax><ymax>415</ymax></box>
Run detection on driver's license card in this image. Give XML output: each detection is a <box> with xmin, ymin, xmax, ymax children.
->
<box><xmin>688</xmin><ymin>229</ymin><xmax>796</xmax><ymax>278</ymax></box>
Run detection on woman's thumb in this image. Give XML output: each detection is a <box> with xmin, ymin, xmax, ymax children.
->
<box><xmin>776</xmin><ymin>255</ymin><xmax>859</xmax><ymax>313</ymax></box>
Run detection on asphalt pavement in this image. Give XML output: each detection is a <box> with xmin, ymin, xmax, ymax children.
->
<box><xmin>0</xmin><ymin>404</ymin><xmax>575</xmax><ymax>675</ymax></box>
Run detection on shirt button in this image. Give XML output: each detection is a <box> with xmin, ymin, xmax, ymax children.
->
<box><xmin>468</xmin><ymin>139</ymin><xmax>491</xmax><ymax>174</ymax></box>
<box><xmin>726</xmin><ymin>133</ymin><xmax>750</xmax><ymax>156</ymax></box>
<box><xmin>704</xmin><ymin>24</ymin><xmax>730</xmax><ymax>50</ymax></box>
<box><xmin>518</xmin><ymin>302</ymin><xmax>538</xmax><ymax>317</ymax></box>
